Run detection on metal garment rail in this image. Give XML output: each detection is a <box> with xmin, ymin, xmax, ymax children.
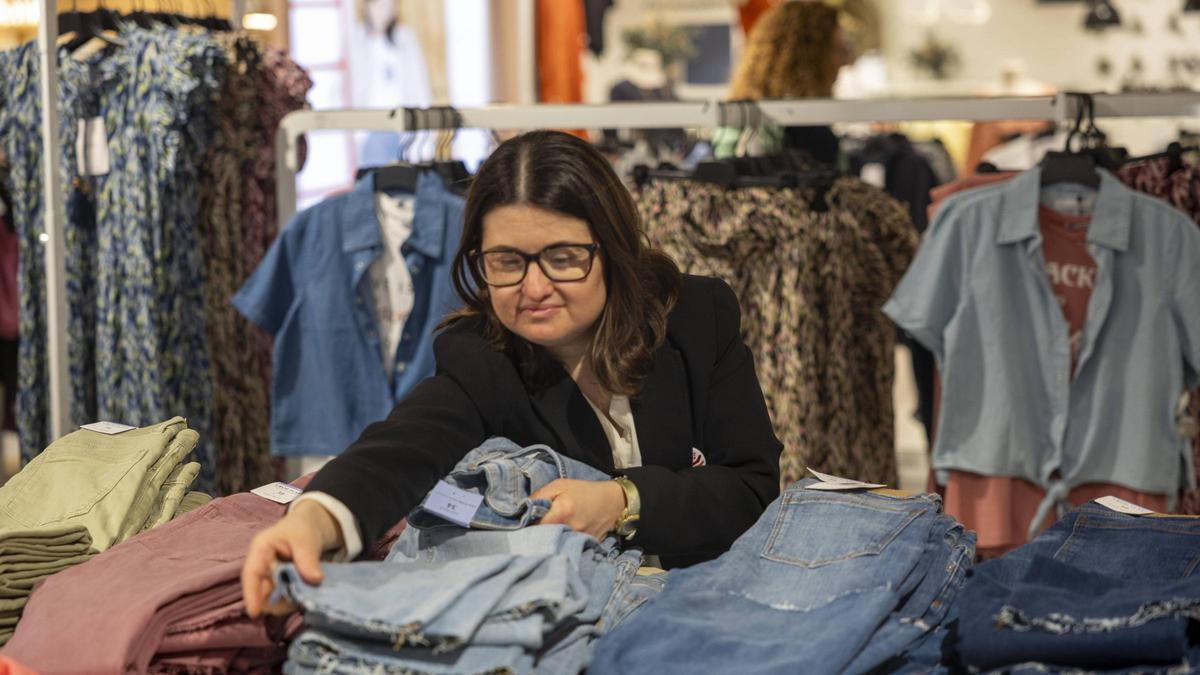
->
<box><xmin>275</xmin><ymin>92</ymin><xmax>1200</xmax><ymax>225</ymax></box>
<box><xmin>37</xmin><ymin>0</ymin><xmax>71</xmax><ymax>442</ymax></box>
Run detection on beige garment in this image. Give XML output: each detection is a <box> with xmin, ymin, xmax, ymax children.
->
<box><xmin>175</xmin><ymin>491</ymin><xmax>214</xmax><ymax>517</ymax></box>
<box><xmin>0</xmin><ymin>417</ymin><xmax>197</xmax><ymax>552</ymax></box>
<box><xmin>138</xmin><ymin>462</ymin><xmax>201</xmax><ymax>534</ymax></box>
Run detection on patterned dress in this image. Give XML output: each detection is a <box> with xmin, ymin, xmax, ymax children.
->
<box><xmin>636</xmin><ymin>177</ymin><xmax>917</xmax><ymax>487</ymax></box>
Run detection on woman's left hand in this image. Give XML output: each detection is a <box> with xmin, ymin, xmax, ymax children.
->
<box><xmin>531</xmin><ymin>479</ymin><xmax>626</xmax><ymax>540</ymax></box>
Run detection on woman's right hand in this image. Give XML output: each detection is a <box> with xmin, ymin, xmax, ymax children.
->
<box><xmin>241</xmin><ymin>499</ymin><xmax>344</xmax><ymax>618</ymax></box>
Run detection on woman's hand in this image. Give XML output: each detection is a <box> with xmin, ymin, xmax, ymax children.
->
<box><xmin>530</xmin><ymin>479</ymin><xmax>627</xmax><ymax>540</ymax></box>
<box><xmin>240</xmin><ymin>500</ymin><xmax>344</xmax><ymax>619</ymax></box>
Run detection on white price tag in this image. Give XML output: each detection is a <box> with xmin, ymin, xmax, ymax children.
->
<box><xmin>81</xmin><ymin>421</ymin><xmax>136</xmax><ymax>435</ymax></box>
<box><xmin>805</xmin><ymin>467</ymin><xmax>887</xmax><ymax>491</ymax></box>
<box><xmin>422</xmin><ymin>480</ymin><xmax>484</xmax><ymax>527</ymax></box>
<box><xmin>75</xmin><ymin>117</ymin><xmax>110</xmax><ymax>177</ymax></box>
<box><xmin>251</xmin><ymin>482</ymin><xmax>303</xmax><ymax>505</ymax></box>
<box><xmin>1094</xmin><ymin>495</ymin><xmax>1155</xmax><ymax>516</ymax></box>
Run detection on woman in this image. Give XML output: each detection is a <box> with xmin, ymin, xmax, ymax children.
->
<box><xmin>242</xmin><ymin>131</ymin><xmax>782</xmax><ymax>617</ymax></box>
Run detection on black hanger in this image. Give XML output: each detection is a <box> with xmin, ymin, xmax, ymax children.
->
<box><xmin>60</xmin><ymin>0</ymin><xmax>125</xmax><ymax>54</ymax></box>
<box><xmin>1123</xmin><ymin>141</ymin><xmax>1197</xmax><ymax>173</ymax></box>
<box><xmin>1040</xmin><ymin>92</ymin><xmax>1101</xmax><ymax>189</ymax></box>
<box><xmin>370</xmin><ymin>108</ymin><xmax>423</xmax><ymax>193</ymax></box>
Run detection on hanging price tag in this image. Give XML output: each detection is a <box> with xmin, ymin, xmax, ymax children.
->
<box><xmin>75</xmin><ymin>117</ymin><xmax>110</xmax><ymax>177</ymax></box>
<box><xmin>422</xmin><ymin>481</ymin><xmax>484</xmax><ymax>527</ymax></box>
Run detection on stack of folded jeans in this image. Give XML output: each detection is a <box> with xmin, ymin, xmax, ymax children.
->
<box><xmin>591</xmin><ymin>479</ymin><xmax>975</xmax><ymax>675</ymax></box>
<box><xmin>956</xmin><ymin>502</ymin><xmax>1200</xmax><ymax>673</ymax></box>
<box><xmin>274</xmin><ymin>437</ymin><xmax>654</xmax><ymax>675</ymax></box>
<box><xmin>0</xmin><ymin>416</ymin><xmax>201</xmax><ymax>644</ymax></box>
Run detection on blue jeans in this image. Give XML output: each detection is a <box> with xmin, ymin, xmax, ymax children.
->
<box><xmin>591</xmin><ymin>480</ymin><xmax>966</xmax><ymax>675</ymax></box>
<box><xmin>277</xmin><ymin>438</ymin><xmax>652</xmax><ymax>674</ymax></box>
<box><xmin>958</xmin><ymin>502</ymin><xmax>1200</xmax><ymax>672</ymax></box>
<box><xmin>406</xmin><ymin>437</ymin><xmax>610</xmax><ymax>532</ymax></box>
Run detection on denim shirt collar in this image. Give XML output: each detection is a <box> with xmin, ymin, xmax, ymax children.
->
<box><xmin>340</xmin><ymin>170</ymin><xmax>450</xmax><ymax>259</ymax></box>
<box><xmin>996</xmin><ymin>167</ymin><xmax>1132</xmax><ymax>251</ymax></box>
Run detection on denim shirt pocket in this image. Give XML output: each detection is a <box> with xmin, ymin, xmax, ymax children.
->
<box><xmin>760</xmin><ymin>492</ymin><xmax>927</xmax><ymax>568</ymax></box>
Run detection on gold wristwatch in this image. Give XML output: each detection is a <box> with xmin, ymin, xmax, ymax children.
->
<box><xmin>612</xmin><ymin>476</ymin><xmax>641</xmax><ymax>539</ymax></box>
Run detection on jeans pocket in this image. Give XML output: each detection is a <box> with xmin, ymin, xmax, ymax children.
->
<box><xmin>1</xmin><ymin>443</ymin><xmax>150</xmax><ymax>527</ymax></box>
<box><xmin>761</xmin><ymin>492</ymin><xmax>927</xmax><ymax>568</ymax></box>
<box><xmin>1053</xmin><ymin>514</ymin><xmax>1200</xmax><ymax>580</ymax></box>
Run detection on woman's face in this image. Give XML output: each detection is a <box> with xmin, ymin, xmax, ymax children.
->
<box><xmin>480</xmin><ymin>204</ymin><xmax>607</xmax><ymax>358</ymax></box>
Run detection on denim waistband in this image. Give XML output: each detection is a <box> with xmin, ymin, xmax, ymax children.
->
<box><xmin>407</xmin><ymin>437</ymin><xmax>610</xmax><ymax>532</ymax></box>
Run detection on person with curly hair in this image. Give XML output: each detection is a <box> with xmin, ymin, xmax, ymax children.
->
<box><xmin>717</xmin><ymin>1</ymin><xmax>850</xmax><ymax>164</ymax></box>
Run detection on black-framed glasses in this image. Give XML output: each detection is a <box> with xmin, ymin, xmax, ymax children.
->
<box><xmin>472</xmin><ymin>243</ymin><xmax>600</xmax><ymax>287</ymax></box>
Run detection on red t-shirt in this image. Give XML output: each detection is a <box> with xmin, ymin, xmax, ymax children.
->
<box><xmin>1038</xmin><ymin>205</ymin><xmax>1095</xmax><ymax>375</ymax></box>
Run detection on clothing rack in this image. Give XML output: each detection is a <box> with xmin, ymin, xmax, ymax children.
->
<box><xmin>33</xmin><ymin>0</ymin><xmax>242</xmax><ymax>443</ymax></box>
<box><xmin>275</xmin><ymin>92</ymin><xmax>1200</xmax><ymax>225</ymax></box>
<box><xmin>27</xmin><ymin>10</ymin><xmax>1200</xmax><ymax>443</ymax></box>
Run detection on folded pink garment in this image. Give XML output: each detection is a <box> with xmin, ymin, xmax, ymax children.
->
<box><xmin>2</xmin><ymin>473</ymin><xmax>405</xmax><ymax>674</ymax></box>
<box><xmin>2</xmin><ymin>491</ymin><xmax>292</xmax><ymax>673</ymax></box>
<box><xmin>149</xmin><ymin>646</ymin><xmax>284</xmax><ymax>674</ymax></box>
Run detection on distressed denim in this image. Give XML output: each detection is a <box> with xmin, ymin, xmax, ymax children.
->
<box><xmin>591</xmin><ymin>480</ymin><xmax>968</xmax><ymax>675</ymax></box>
<box><xmin>843</xmin><ymin>516</ymin><xmax>975</xmax><ymax>674</ymax></box>
<box><xmin>283</xmin><ymin>630</ymin><xmax>532</xmax><ymax>675</ymax></box>
<box><xmin>406</xmin><ymin>437</ymin><xmax>610</xmax><ymax>532</ymax></box>
<box><xmin>958</xmin><ymin>503</ymin><xmax>1200</xmax><ymax>671</ymax></box>
<box><xmin>278</xmin><ymin>438</ymin><xmax>647</xmax><ymax>674</ymax></box>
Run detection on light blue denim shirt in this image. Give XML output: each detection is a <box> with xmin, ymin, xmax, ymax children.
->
<box><xmin>885</xmin><ymin>167</ymin><xmax>1200</xmax><ymax>523</ymax></box>
<box><xmin>233</xmin><ymin>172</ymin><xmax>464</xmax><ymax>456</ymax></box>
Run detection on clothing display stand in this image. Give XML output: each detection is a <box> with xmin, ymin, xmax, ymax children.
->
<box><xmin>275</xmin><ymin>92</ymin><xmax>1200</xmax><ymax>224</ymax></box>
<box><xmin>35</xmin><ymin>0</ymin><xmax>70</xmax><ymax>441</ymax></box>
<box><xmin>27</xmin><ymin>63</ymin><xmax>1200</xmax><ymax>448</ymax></box>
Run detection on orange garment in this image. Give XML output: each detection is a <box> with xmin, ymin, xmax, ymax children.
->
<box><xmin>1039</xmin><ymin>206</ymin><xmax>1095</xmax><ymax>373</ymax></box>
<box><xmin>0</xmin><ymin>656</ymin><xmax>38</xmax><ymax>675</ymax></box>
<box><xmin>944</xmin><ymin>471</ymin><xmax>1169</xmax><ymax>557</ymax></box>
<box><xmin>536</xmin><ymin>0</ymin><xmax>584</xmax><ymax>103</ymax></box>
<box><xmin>738</xmin><ymin>0</ymin><xmax>779</xmax><ymax>35</ymax></box>
<box><xmin>927</xmin><ymin>172</ymin><xmax>1016</xmax><ymax>221</ymax></box>
<box><xmin>536</xmin><ymin>0</ymin><xmax>586</xmax><ymax>139</ymax></box>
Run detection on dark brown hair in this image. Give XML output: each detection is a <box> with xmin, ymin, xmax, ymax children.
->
<box><xmin>446</xmin><ymin>130</ymin><xmax>681</xmax><ymax>397</ymax></box>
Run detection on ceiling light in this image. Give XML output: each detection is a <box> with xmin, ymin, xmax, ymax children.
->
<box><xmin>1084</xmin><ymin>0</ymin><xmax>1122</xmax><ymax>30</ymax></box>
<box><xmin>242</xmin><ymin>12</ymin><xmax>278</xmax><ymax>31</ymax></box>
<box><xmin>0</xmin><ymin>0</ymin><xmax>37</xmax><ymax>27</ymax></box>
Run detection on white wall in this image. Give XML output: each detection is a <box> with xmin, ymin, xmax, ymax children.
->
<box><xmin>876</xmin><ymin>0</ymin><xmax>1200</xmax><ymax>95</ymax></box>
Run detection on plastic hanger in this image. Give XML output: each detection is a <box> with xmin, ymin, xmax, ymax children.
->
<box><xmin>1040</xmin><ymin>93</ymin><xmax>1101</xmax><ymax>189</ymax></box>
<box><xmin>370</xmin><ymin>108</ymin><xmax>423</xmax><ymax>193</ymax></box>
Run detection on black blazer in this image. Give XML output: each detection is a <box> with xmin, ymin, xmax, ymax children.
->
<box><xmin>306</xmin><ymin>274</ymin><xmax>783</xmax><ymax>568</ymax></box>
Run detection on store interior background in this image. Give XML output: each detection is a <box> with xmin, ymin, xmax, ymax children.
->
<box><xmin>0</xmin><ymin>0</ymin><xmax>1198</xmax><ymax>488</ymax></box>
